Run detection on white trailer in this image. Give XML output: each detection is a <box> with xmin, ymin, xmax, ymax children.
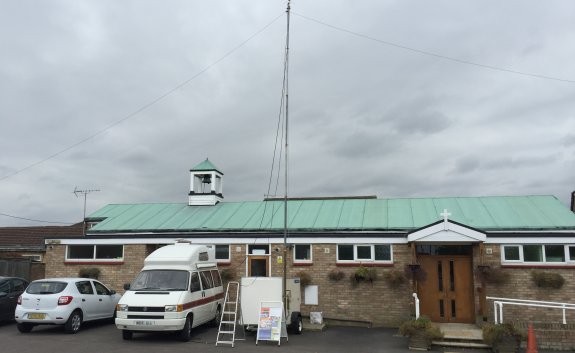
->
<box><xmin>240</xmin><ymin>277</ymin><xmax>302</xmax><ymax>334</ymax></box>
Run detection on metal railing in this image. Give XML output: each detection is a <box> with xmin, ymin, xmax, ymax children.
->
<box><xmin>487</xmin><ymin>296</ymin><xmax>575</xmax><ymax>325</ymax></box>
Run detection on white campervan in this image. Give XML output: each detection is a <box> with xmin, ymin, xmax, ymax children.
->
<box><xmin>115</xmin><ymin>243</ymin><xmax>224</xmax><ymax>341</ymax></box>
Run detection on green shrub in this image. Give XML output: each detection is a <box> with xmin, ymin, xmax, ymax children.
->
<box><xmin>399</xmin><ymin>316</ymin><xmax>443</xmax><ymax>340</ymax></box>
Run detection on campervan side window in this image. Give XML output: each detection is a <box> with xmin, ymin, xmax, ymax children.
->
<box><xmin>211</xmin><ymin>270</ymin><xmax>222</xmax><ymax>287</ymax></box>
<box><xmin>200</xmin><ymin>271</ymin><xmax>214</xmax><ymax>289</ymax></box>
<box><xmin>190</xmin><ymin>273</ymin><xmax>201</xmax><ymax>293</ymax></box>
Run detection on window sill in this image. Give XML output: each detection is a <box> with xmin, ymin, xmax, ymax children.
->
<box><xmin>336</xmin><ymin>262</ymin><xmax>393</xmax><ymax>267</ymax></box>
<box><xmin>293</xmin><ymin>262</ymin><xmax>313</xmax><ymax>266</ymax></box>
<box><xmin>502</xmin><ymin>263</ymin><xmax>575</xmax><ymax>269</ymax></box>
<box><xmin>64</xmin><ymin>261</ymin><xmax>124</xmax><ymax>265</ymax></box>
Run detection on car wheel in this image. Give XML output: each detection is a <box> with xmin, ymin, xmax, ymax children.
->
<box><xmin>17</xmin><ymin>323</ymin><xmax>34</xmax><ymax>333</ymax></box>
<box><xmin>64</xmin><ymin>310</ymin><xmax>83</xmax><ymax>334</ymax></box>
<box><xmin>178</xmin><ymin>315</ymin><xmax>192</xmax><ymax>342</ymax></box>
<box><xmin>211</xmin><ymin>305</ymin><xmax>222</xmax><ymax>327</ymax></box>
<box><xmin>122</xmin><ymin>330</ymin><xmax>133</xmax><ymax>340</ymax></box>
<box><xmin>290</xmin><ymin>312</ymin><xmax>303</xmax><ymax>334</ymax></box>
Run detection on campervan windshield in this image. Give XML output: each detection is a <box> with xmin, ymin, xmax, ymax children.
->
<box><xmin>130</xmin><ymin>270</ymin><xmax>189</xmax><ymax>291</ymax></box>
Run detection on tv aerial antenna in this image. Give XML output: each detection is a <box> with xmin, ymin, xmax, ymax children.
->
<box><xmin>73</xmin><ymin>187</ymin><xmax>100</xmax><ymax>235</ymax></box>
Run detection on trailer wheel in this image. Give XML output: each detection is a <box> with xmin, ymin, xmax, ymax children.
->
<box><xmin>289</xmin><ymin>312</ymin><xmax>303</xmax><ymax>334</ymax></box>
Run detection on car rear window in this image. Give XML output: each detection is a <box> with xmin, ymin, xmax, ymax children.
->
<box><xmin>26</xmin><ymin>281</ymin><xmax>68</xmax><ymax>294</ymax></box>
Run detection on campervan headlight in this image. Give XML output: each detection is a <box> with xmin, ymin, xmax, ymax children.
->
<box><xmin>165</xmin><ymin>305</ymin><xmax>183</xmax><ymax>312</ymax></box>
<box><xmin>116</xmin><ymin>304</ymin><xmax>129</xmax><ymax>312</ymax></box>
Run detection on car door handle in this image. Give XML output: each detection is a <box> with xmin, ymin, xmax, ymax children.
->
<box><xmin>82</xmin><ymin>299</ymin><xmax>86</xmax><ymax>302</ymax></box>
<box><xmin>99</xmin><ymin>299</ymin><xmax>102</xmax><ymax>302</ymax></box>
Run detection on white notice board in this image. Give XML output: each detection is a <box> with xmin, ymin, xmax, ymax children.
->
<box><xmin>304</xmin><ymin>285</ymin><xmax>318</xmax><ymax>305</ymax></box>
<box><xmin>256</xmin><ymin>301</ymin><xmax>286</xmax><ymax>345</ymax></box>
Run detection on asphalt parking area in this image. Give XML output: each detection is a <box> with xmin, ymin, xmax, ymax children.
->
<box><xmin>0</xmin><ymin>320</ymin><xmax>499</xmax><ymax>353</ymax></box>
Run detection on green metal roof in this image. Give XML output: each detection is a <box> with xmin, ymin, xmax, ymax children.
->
<box><xmin>87</xmin><ymin>195</ymin><xmax>575</xmax><ymax>233</ymax></box>
<box><xmin>190</xmin><ymin>159</ymin><xmax>222</xmax><ymax>174</ymax></box>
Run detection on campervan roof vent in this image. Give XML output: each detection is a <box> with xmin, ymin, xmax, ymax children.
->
<box><xmin>175</xmin><ymin>239</ymin><xmax>192</xmax><ymax>244</ymax></box>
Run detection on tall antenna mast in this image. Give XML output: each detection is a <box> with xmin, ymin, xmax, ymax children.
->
<box><xmin>283</xmin><ymin>0</ymin><xmax>291</xmax><ymax>313</ymax></box>
<box><xmin>73</xmin><ymin>187</ymin><xmax>100</xmax><ymax>236</ymax></box>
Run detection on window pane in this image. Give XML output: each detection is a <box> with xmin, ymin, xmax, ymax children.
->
<box><xmin>295</xmin><ymin>244</ymin><xmax>311</xmax><ymax>260</ymax></box>
<box><xmin>248</xmin><ymin>244</ymin><xmax>268</xmax><ymax>255</ymax></box>
<box><xmin>570</xmin><ymin>246</ymin><xmax>575</xmax><ymax>261</ymax></box>
<box><xmin>338</xmin><ymin>245</ymin><xmax>353</xmax><ymax>260</ymax></box>
<box><xmin>95</xmin><ymin>245</ymin><xmax>123</xmax><ymax>259</ymax></box>
<box><xmin>524</xmin><ymin>245</ymin><xmax>543</xmax><ymax>262</ymax></box>
<box><xmin>211</xmin><ymin>270</ymin><xmax>221</xmax><ymax>287</ymax></box>
<box><xmin>200</xmin><ymin>271</ymin><xmax>214</xmax><ymax>289</ymax></box>
<box><xmin>68</xmin><ymin>245</ymin><xmax>94</xmax><ymax>259</ymax></box>
<box><xmin>190</xmin><ymin>273</ymin><xmax>201</xmax><ymax>292</ymax></box>
<box><xmin>503</xmin><ymin>246</ymin><xmax>520</xmax><ymax>261</ymax></box>
<box><xmin>374</xmin><ymin>245</ymin><xmax>391</xmax><ymax>261</ymax></box>
<box><xmin>76</xmin><ymin>281</ymin><xmax>94</xmax><ymax>294</ymax></box>
<box><xmin>93</xmin><ymin>281</ymin><xmax>110</xmax><ymax>295</ymax></box>
<box><xmin>545</xmin><ymin>245</ymin><xmax>565</xmax><ymax>262</ymax></box>
<box><xmin>356</xmin><ymin>245</ymin><xmax>372</xmax><ymax>260</ymax></box>
<box><xmin>215</xmin><ymin>245</ymin><xmax>230</xmax><ymax>260</ymax></box>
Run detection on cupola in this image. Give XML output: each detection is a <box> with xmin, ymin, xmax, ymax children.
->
<box><xmin>188</xmin><ymin>159</ymin><xmax>223</xmax><ymax>206</ymax></box>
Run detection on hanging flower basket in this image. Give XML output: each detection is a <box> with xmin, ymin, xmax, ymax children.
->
<box><xmin>328</xmin><ymin>269</ymin><xmax>345</xmax><ymax>282</ymax></box>
<box><xmin>404</xmin><ymin>264</ymin><xmax>426</xmax><ymax>282</ymax></box>
<box><xmin>475</xmin><ymin>265</ymin><xmax>510</xmax><ymax>285</ymax></box>
<box><xmin>531</xmin><ymin>271</ymin><xmax>565</xmax><ymax>289</ymax></box>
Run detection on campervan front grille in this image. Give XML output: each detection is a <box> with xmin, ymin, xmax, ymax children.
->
<box><xmin>128</xmin><ymin>306</ymin><xmax>164</xmax><ymax>312</ymax></box>
<box><xmin>128</xmin><ymin>315</ymin><xmax>164</xmax><ymax>319</ymax></box>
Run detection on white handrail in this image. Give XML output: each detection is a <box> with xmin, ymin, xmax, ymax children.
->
<box><xmin>486</xmin><ymin>296</ymin><xmax>575</xmax><ymax>324</ymax></box>
<box><xmin>412</xmin><ymin>293</ymin><xmax>420</xmax><ymax>319</ymax></box>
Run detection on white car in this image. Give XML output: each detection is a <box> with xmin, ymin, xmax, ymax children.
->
<box><xmin>15</xmin><ymin>278</ymin><xmax>121</xmax><ymax>334</ymax></box>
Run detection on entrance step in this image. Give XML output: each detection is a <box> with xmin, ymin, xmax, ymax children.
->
<box><xmin>433</xmin><ymin>323</ymin><xmax>490</xmax><ymax>349</ymax></box>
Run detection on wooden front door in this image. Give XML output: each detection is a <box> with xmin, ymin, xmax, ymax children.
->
<box><xmin>248</xmin><ymin>256</ymin><xmax>269</xmax><ymax>277</ymax></box>
<box><xmin>417</xmin><ymin>255</ymin><xmax>475</xmax><ymax>323</ymax></box>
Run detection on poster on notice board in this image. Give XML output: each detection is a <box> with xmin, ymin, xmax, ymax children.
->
<box><xmin>256</xmin><ymin>301</ymin><xmax>283</xmax><ymax>344</ymax></box>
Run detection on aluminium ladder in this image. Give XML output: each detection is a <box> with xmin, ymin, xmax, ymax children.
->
<box><xmin>215</xmin><ymin>281</ymin><xmax>244</xmax><ymax>347</ymax></box>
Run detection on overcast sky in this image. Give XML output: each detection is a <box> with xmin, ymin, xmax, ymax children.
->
<box><xmin>1</xmin><ymin>0</ymin><xmax>574</xmax><ymax>227</ymax></box>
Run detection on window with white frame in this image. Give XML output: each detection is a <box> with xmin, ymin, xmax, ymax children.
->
<box><xmin>294</xmin><ymin>244</ymin><xmax>312</xmax><ymax>263</ymax></box>
<box><xmin>66</xmin><ymin>245</ymin><xmax>123</xmax><ymax>261</ymax></box>
<box><xmin>502</xmin><ymin>244</ymin><xmax>575</xmax><ymax>264</ymax></box>
<box><xmin>215</xmin><ymin>245</ymin><xmax>230</xmax><ymax>261</ymax></box>
<box><xmin>337</xmin><ymin>244</ymin><xmax>392</xmax><ymax>263</ymax></box>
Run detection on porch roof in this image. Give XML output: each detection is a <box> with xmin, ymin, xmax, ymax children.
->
<box><xmin>86</xmin><ymin>195</ymin><xmax>575</xmax><ymax>234</ymax></box>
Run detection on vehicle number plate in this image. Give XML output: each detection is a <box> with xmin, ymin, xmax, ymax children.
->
<box><xmin>28</xmin><ymin>313</ymin><xmax>46</xmax><ymax>320</ymax></box>
<box><xmin>135</xmin><ymin>320</ymin><xmax>155</xmax><ymax>326</ymax></box>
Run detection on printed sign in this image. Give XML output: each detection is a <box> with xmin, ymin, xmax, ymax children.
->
<box><xmin>256</xmin><ymin>301</ymin><xmax>284</xmax><ymax>344</ymax></box>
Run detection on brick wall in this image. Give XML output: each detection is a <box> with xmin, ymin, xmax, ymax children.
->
<box><xmin>43</xmin><ymin>241</ymin><xmax>575</xmax><ymax>340</ymax></box>
<box><xmin>480</xmin><ymin>245</ymin><xmax>575</xmax><ymax>350</ymax></box>
<box><xmin>44</xmin><ymin>244</ymin><xmax>147</xmax><ymax>293</ymax></box>
<box><xmin>270</xmin><ymin>243</ymin><xmax>414</xmax><ymax>327</ymax></box>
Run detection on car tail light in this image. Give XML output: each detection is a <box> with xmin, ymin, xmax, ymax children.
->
<box><xmin>58</xmin><ymin>296</ymin><xmax>73</xmax><ymax>305</ymax></box>
<box><xmin>17</xmin><ymin>295</ymin><xmax>22</xmax><ymax>305</ymax></box>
